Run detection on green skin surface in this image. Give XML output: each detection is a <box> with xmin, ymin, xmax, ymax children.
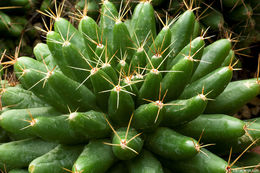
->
<box><xmin>176</xmin><ymin>114</ymin><xmax>245</xmax><ymax>143</ymax></box>
<box><xmin>201</xmin><ymin>9</ymin><xmax>224</xmax><ymax>31</ymax></box>
<box><xmin>163</xmin><ymin>148</ymin><xmax>228</xmax><ymax>173</ymax></box>
<box><xmin>133</xmin><ymin>102</ymin><xmax>165</xmax><ymax>132</ymax></box>
<box><xmin>73</xmin><ymin>140</ymin><xmax>117</xmax><ymax>173</ymax></box>
<box><xmin>1</xmin><ymin>87</ymin><xmax>49</xmax><ymax>109</ymax></box>
<box><xmin>146</xmin><ymin>127</ymin><xmax>198</xmax><ymax>161</ymax></box>
<box><xmin>130</xmin><ymin>2</ymin><xmax>143</xmax><ymax>35</ymax></box>
<box><xmin>78</xmin><ymin>16</ymin><xmax>100</xmax><ymax>61</ymax></box>
<box><xmin>32</xmin><ymin>115</ymin><xmax>87</xmax><ymax>144</ymax></box>
<box><xmin>75</xmin><ymin>0</ymin><xmax>100</xmax><ymax>19</ymax></box>
<box><xmin>132</xmin><ymin>74</ymin><xmax>144</xmax><ymax>90</ymax></box>
<box><xmin>124</xmin><ymin>19</ymin><xmax>132</xmax><ymax>36</ymax></box>
<box><xmin>40</xmin><ymin>0</ymin><xmax>52</xmax><ymax>11</ymax></box>
<box><xmin>205</xmin><ymin>79</ymin><xmax>260</xmax><ymax>115</ymax></box>
<box><xmin>0</xmin><ymin>138</ymin><xmax>57</xmax><ymax>171</ymax></box>
<box><xmin>137</xmin><ymin>71</ymin><xmax>162</xmax><ymax>105</ymax></box>
<box><xmin>210</xmin><ymin>134</ymin><xmax>252</xmax><ymax>156</ymax></box>
<box><xmin>90</xmin><ymin>69</ymin><xmax>113</xmax><ymax>112</ymax></box>
<box><xmin>29</xmin><ymin>145</ymin><xmax>83</xmax><ymax>173</ymax></box>
<box><xmin>33</xmin><ymin>43</ymin><xmax>57</xmax><ymax>70</ymax></box>
<box><xmin>47</xmin><ymin>31</ymin><xmax>79</xmax><ymax>83</ymax></box>
<box><xmin>112</xmin><ymin>128</ymin><xmax>143</xmax><ymax>160</ymax></box>
<box><xmin>0</xmin><ymin>12</ymin><xmax>23</xmax><ymax>37</ymax></box>
<box><xmin>192</xmin><ymin>20</ymin><xmax>200</xmax><ymax>39</ymax></box>
<box><xmin>0</xmin><ymin>80</ymin><xmax>9</xmax><ymax>89</ymax></box>
<box><xmin>120</xmin><ymin>79</ymin><xmax>139</xmax><ymax>103</ymax></box>
<box><xmin>222</xmin><ymin>0</ymin><xmax>243</xmax><ymax>8</ymax></box>
<box><xmin>162</xmin><ymin>95</ymin><xmax>208</xmax><ymax>127</ymax></box>
<box><xmin>147</xmin><ymin>57</ymin><xmax>163</xmax><ymax>75</ymax></box>
<box><xmin>113</xmin><ymin>21</ymin><xmax>134</xmax><ymax>62</ymax></box>
<box><xmin>9</xmin><ymin>169</ymin><xmax>28</xmax><ymax>173</ymax></box>
<box><xmin>244</xmin><ymin>121</ymin><xmax>260</xmax><ymax>140</ymax></box>
<box><xmin>161</xmin><ymin>57</ymin><xmax>193</xmax><ymax>102</ymax></box>
<box><xmin>9</xmin><ymin>0</ymin><xmax>32</xmax><ymax>6</ymax></box>
<box><xmin>108</xmin><ymin>88</ymin><xmax>135</xmax><ymax>126</ymax></box>
<box><xmin>147</xmin><ymin>27</ymin><xmax>171</xmax><ymax>70</ymax></box>
<box><xmin>101</xmin><ymin>64</ymin><xmax>118</xmax><ymax>84</ymax></box>
<box><xmin>62</xmin><ymin>42</ymin><xmax>93</xmax><ymax>89</ymax></box>
<box><xmin>167</xmin><ymin>36</ymin><xmax>205</xmax><ymax>71</ymax></box>
<box><xmin>191</xmin><ymin>39</ymin><xmax>231</xmax><ymax>82</ymax></box>
<box><xmin>0</xmin><ymin>12</ymin><xmax>11</xmax><ymax>31</ymax></box>
<box><xmin>229</xmin><ymin>3</ymin><xmax>253</xmax><ymax>22</ymax></box>
<box><xmin>116</xmin><ymin>60</ymin><xmax>129</xmax><ymax>74</ymax></box>
<box><xmin>221</xmin><ymin>49</ymin><xmax>235</xmax><ymax>67</ymax></box>
<box><xmin>246</xmin><ymin>117</ymin><xmax>260</xmax><ymax>124</ymax></box>
<box><xmin>2</xmin><ymin>1</ymin><xmax>259</xmax><ymax>171</ymax></box>
<box><xmin>14</xmin><ymin>63</ymin><xmax>69</xmax><ymax>113</ymax></box>
<box><xmin>131</xmin><ymin>2</ymin><xmax>157</xmax><ymax>51</ymax></box>
<box><xmin>100</xmin><ymin>1</ymin><xmax>118</xmax><ymax>51</ymax></box>
<box><xmin>167</xmin><ymin>10</ymin><xmax>195</xmax><ymax>69</ymax></box>
<box><xmin>235</xmin><ymin>152</ymin><xmax>260</xmax><ymax>167</ymax></box>
<box><xmin>0</xmin><ymin>107</ymin><xmax>60</xmax><ymax>140</ymax></box>
<box><xmin>95</xmin><ymin>44</ymin><xmax>107</xmax><ymax>64</ymax></box>
<box><xmin>7</xmin><ymin>23</ymin><xmax>23</xmax><ymax>38</ymax></box>
<box><xmin>106</xmin><ymin>162</ymin><xmax>126</xmax><ymax>173</ymax></box>
<box><xmin>14</xmin><ymin>56</ymin><xmax>46</xmax><ymax>72</ymax></box>
<box><xmin>54</xmin><ymin>18</ymin><xmax>86</xmax><ymax>55</ymax></box>
<box><xmin>47</xmin><ymin>71</ymin><xmax>98</xmax><ymax>112</ymax></box>
<box><xmin>180</xmin><ymin>67</ymin><xmax>233</xmax><ymax>99</ymax></box>
<box><xmin>127</xmin><ymin>150</ymin><xmax>164</xmax><ymax>173</ymax></box>
<box><xmin>0</xmin><ymin>128</ymin><xmax>9</xmax><ymax>143</ymax></box>
<box><xmin>69</xmin><ymin>111</ymin><xmax>111</xmax><ymax>139</ymax></box>
<box><xmin>120</xmin><ymin>80</ymin><xmax>139</xmax><ymax>99</ymax></box>
<box><xmin>210</xmin><ymin>120</ymin><xmax>260</xmax><ymax>155</ymax></box>
<box><xmin>131</xmin><ymin>49</ymin><xmax>147</xmax><ymax>70</ymax></box>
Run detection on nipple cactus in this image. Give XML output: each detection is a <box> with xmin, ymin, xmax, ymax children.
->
<box><xmin>0</xmin><ymin>0</ymin><xmax>259</xmax><ymax>173</ymax></box>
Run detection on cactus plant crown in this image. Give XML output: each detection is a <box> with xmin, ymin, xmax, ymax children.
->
<box><xmin>0</xmin><ymin>0</ymin><xmax>260</xmax><ymax>173</ymax></box>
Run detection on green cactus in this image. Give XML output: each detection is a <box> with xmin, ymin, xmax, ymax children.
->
<box><xmin>0</xmin><ymin>0</ymin><xmax>260</xmax><ymax>173</ymax></box>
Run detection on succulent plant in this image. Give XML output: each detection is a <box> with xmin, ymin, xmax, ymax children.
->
<box><xmin>0</xmin><ymin>0</ymin><xmax>260</xmax><ymax>173</ymax></box>
<box><xmin>0</xmin><ymin>0</ymin><xmax>44</xmax><ymax>56</ymax></box>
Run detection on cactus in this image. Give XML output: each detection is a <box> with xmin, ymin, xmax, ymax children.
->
<box><xmin>0</xmin><ymin>0</ymin><xmax>42</xmax><ymax>56</ymax></box>
<box><xmin>0</xmin><ymin>0</ymin><xmax>260</xmax><ymax>173</ymax></box>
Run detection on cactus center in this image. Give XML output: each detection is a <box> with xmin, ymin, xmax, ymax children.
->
<box><xmin>120</xmin><ymin>139</ymin><xmax>127</xmax><ymax>149</ymax></box>
<box><xmin>120</xmin><ymin>60</ymin><xmax>126</xmax><ymax>66</ymax></box>
<box><xmin>155</xmin><ymin>100</ymin><xmax>163</xmax><ymax>109</ymax></box>
<box><xmin>137</xmin><ymin>47</ymin><xmax>143</xmax><ymax>52</ymax></box>
<box><xmin>97</xmin><ymin>43</ymin><xmax>104</xmax><ymax>48</ymax></box>
<box><xmin>153</xmin><ymin>54</ymin><xmax>162</xmax><ymax>59</ymax></box>
<box><xmin>185</xmin><ymin>55</ymin><xmax>193</xmax><ymax>61</ymax></box>
<box><xmin>151</xmin><ymin>69</ymin><xmax>159</xmax><ymax>74</ymax></box>
<box><xmin>198</xmin><ymin>94</ymin><xmax>206</xmax><ymax>101</ymax></box>
<box><xmin>91</xmin><ymin>68</ymin><xmax>99</xmax><ymax>74</ymax></box>
<box><xmin>46</xmin><ymin>71</ymin><xmax>53</xmax><ymax>79</ymax></box>
<box><xmin>114</xmin><ymin>85</ymin><xmax>121</xmax><ymax>92</ymax></box>
<box><xmin>124</xmin><ymin>77</ymin><xmax>132</xmax><ymax>84</ymax></box>
<box><xmin>68</xmin><ymin>112</ymin><xmax>77</xmax><ymax>120</ymax></box>
<box><xmin>102</xmin><ymin>63</ymin><xmax>111</xmax><ymax>68</ymax></box>
<box><xmin>115</xmin><ymin>19</ymin><xmax>122</xmax><ymax>24</ymax></box>
<box><xmin>63</xmin><ymin>41</ymin><xmax>70</xmax><ymax>47</ymax></box>
<box><xmin>225</xmin><ymin>166</ymin><xmax>232</xmax><ymax>173</ymax></box>
<box><xmin>30</xmin><ymin>118</ymin><xmax>37</xmax><ymax>126</ymax></box>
